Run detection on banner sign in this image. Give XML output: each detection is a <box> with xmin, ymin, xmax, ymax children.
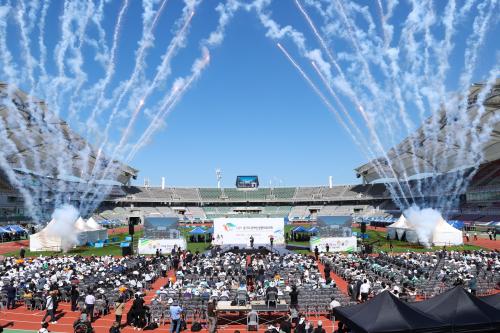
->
<box><xmin>310</xmin><ymin>236</ymin><xmax>357</xmax><ymax>252</ymax></box>
<box><xmin>213</xmin><ymin>218</ymin><xmax>285</xmax><ymax>246</ymax></box>
<box><xmin>138</xmin><ymin>238</ymin><xmax>186</xmax><ymax>254</ymax></box>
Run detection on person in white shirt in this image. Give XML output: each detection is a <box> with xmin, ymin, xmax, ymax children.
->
<box><xmin>85</xmin><ymin>292</ymin><xmax>96</xmax><ymax>322</ymax></box>
<box><xmin>359</xmin><ymin>279</ymin><xmax>370</xmax><ymax>302</ymax></box>
<box><xmin>41</xmin><ymin>294</ymin><xmax>57</xmax><ymax>324</ymax></box>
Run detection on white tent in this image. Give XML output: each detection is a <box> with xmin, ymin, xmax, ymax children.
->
<box><xmin>29</xmin><ymin>219</ymin><xmax>63</xmax><ymax>252</ymax></box>
<box><xmin>86</xmin><ymin>217</ymin><xmax>108</xmax><ymax>241</ymax></box>
<box><xmin>74</xmin><ymin>217</ymin><xmax>100</xmax><ymax>244</ymax></box>
<box><xmin>387</xmin><ymin>215</ymin><xmax>407</xmax><ymax>239</ymax></box>
<box><xmin>387</xmin><ymin>215</ymin><xmax>419</xmax><ymax>243</ymax></box>
<box><xmin>432</xmin><ymin>217</ymin><xmax>463</xmax><ymax>246</ymax></box>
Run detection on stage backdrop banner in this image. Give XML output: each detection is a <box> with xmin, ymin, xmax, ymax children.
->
<box><xmin>138</xmin><ymin>238</ymin><xmax>186</xmax><ymax>254</ymax></box>
<box><xmin>310</xmin><ymin>236</ymin><xmax>357</xmax><ymax>252</ymax></box>
<box><xmin>213</xmin><ymin>218</ymin><xmax>285</xmax><ymax>246</ymax></box>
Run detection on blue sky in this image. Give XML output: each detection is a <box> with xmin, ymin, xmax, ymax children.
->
<box><xmin>1</xmin><ymin>0</ymin><xmax>498</xmax><ymax>188</ymax></box>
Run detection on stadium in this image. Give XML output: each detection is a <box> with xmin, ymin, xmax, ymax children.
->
<box><xmin>0</xmin><ymin>1</ymin><xmax>499</xmax><ymax>333</ymax></box>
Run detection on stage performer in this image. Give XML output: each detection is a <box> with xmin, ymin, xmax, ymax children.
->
<box><xmin>250</xmin><ymin>236</ymin><xmax>254</xmax><ymax>248</ymax></box>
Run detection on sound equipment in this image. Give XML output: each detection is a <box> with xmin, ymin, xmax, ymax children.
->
<box><xmin>360</xmin><ymin>222</ymin><xmax>367</xmax><ymax>234</ymax></box>
<box><xmin>128</xmin><ymin>223</ymin><xmax>135</xmax><ymax>235</ymax></box>
<box><xmin>122</xmin><ymin>246</ymin><xmax>132</xmax><ymax>256</ymax></box>
<box><xmin>129</xmin><ymin>216</ymin><xmax>141</xmax><ymax>225</ymax></box>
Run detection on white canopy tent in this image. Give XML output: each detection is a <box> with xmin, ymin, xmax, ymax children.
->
<box><xmin>29</xmin><ymin>219</ymin><xmax>63</xmax><ymax>252</ymax></box>
<box><xmin>75</xmin><ymin>217</ymin><xmax>100</xmax><ymax>244</ymax></box>
<box><xmin>432</xmin><ymin>216</ymin><xmax>463</xmax><ymax>246</ymax></box>
<box><xmin>387</xmin><ymin>215</ymin><xmax>419</xmax><ymax>243</ymax></box>
<box><xmin>86</xmin><ymin>217</ymin><xmax>108</xmax><ymax>241</ymax></box>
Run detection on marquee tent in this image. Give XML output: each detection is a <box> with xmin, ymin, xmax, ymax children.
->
<box><xmin>410</xmin><ymin>286</ymin><xmax>500</xmax><ymax>332</ymax></box>
<box><xmin>480</xmin><ymin>294</ymin><xmax>500</xmax><ymax>310</ymax></box>
<box><xmin>74</xmin><ymin>217</ymin><xmax>100</xmax><ymax>244</ymax></box>
<box><xmin>29</xmin><ymin>219</ymin><xmax>64</xmax><ymax>252</ymax></box>
<box><xmin>431</xmin><ymin>216</ymin><xmax>463</xmax><ymax>246</ymax></box>
<box><xmin>332</xmin><ymin>291</ymin><xmax>446</xmax><ymax>333</ymax></box>
<box><xmin>333</xmin><ymin>288</ymin><xmax>500</xmax><ymax>333</ymax></box>
<box><xmin>86</xmin><ymin>217</ymin><xmax>108</xmax><ymax>241</ymax></box>
<box><xmin>386</xmin><ymin>215</ymin><xmax>419</xmax><ymax>243</ymax></box>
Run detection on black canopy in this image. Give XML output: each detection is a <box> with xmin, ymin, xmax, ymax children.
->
<box><xmin>480</xmin><ymin>293</ymin><xmax>500</xmax><ymax>309</ymax></box>
<box><xmin>410</xmin><ymin>286</ymin><xmax>500</xmax><ymax>332</ymax></box>
<box><xmin>332</xmin><ymin>291</ymin><xmax>447</xmax><ymax>333</ymax></box>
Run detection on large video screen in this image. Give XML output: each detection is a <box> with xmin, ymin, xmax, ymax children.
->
<box><xmin>236</xmin><ymin>175</ymin><xmax>259</xmax><ymax>188</ymax></box>
<box><xmin>316</xmin><ymin>216</ymin><xmax>353</xmax><ymax>237</ymax></box>
<box><xmin>144</xmin><ymin>217</ymin><xmax>180</xmax><ymax>239</ymax></box>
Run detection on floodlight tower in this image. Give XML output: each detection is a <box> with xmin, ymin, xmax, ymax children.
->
<box><xmin>216</xmin><ymin>169</ymin><xmax>222</xmax><ymax>189</ymax></box>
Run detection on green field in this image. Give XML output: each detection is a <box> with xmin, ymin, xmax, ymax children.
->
<box><xmin>3</xmin><ymin>225</ymin><xmax>483</xmax><ymax>258</ymax></box>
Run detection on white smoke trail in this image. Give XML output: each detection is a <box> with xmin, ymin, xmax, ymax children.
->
<box><xmin>126</xmin><ymin>47</ymin><xmax>211</xmax><ymax>161</ymax></box>
<box><xmin>82</xmin><ymin>0</ymin><xmax>130</xmax><ymax>135</ymax></box>
<box><xmin>80</xmin><ymin>0</ymin><xmax>198</xmax><ymax>211</ymax></box>
<box><xmin>114</xmin><ymin>10</ymin><xmax>195</xmax><ymax>157</ymax></box>
<box><xmin>90</xmin><ymin>0</ymin><xmax>176</xmax><ymax>159</ymax></box>
<box><xmin>255</xmin><ymin>0</ymin><xmax>412</xmax><ymax>206</ymax></box>
<box><xmin>82</xmin><ymin>0</ymin><xmax>243</xmax><ymax>214</ymax></box>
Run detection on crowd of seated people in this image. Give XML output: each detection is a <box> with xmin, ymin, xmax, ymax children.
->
<box><xmin>322</xmin><ymin>249</ymin><xmax>500</xmax><ymax>303</ymax></box>
<box><xmin>0</xmin><ymin>254</ymin><xmax>171</xmax><ymax>328</ymax></box>
<box><xmin>143</xmin><ymin>250</ymin><xmax>350</xmax><ymax>328</ymax></box>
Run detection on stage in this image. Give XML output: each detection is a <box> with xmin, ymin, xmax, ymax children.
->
<box><xmin>213</xmin><ymin>244</ymin><xmax>293</xmax><ymax>256</ymax></box>
<box><xmin>216</xmin><ymin>300</ymin><xmax>290</xmax><ymax>327</ymax></box>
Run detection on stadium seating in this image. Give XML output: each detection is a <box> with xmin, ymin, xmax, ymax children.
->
<box><xmin>270</xmin><ymin>187</ymin><xmax>295</xmax><ymax>199</ymax></box>
<box><xmin>199</xmin><ymin>188</ymin><xmax>223</xmax><ymax>201</ymax></box>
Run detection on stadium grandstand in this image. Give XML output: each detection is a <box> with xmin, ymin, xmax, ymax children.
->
<box><xmin>0</xmin><ymin>82</ymin><xmax>137</xmax><ymax>222</ymax></box>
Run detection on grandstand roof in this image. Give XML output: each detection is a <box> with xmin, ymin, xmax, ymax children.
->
<box><xmin>0</xmin><ymin>83</ymin><xmax>137</xmax><ymax>185</ymax></box>
<box><xmin>356</xmin><ymin>79</ymin><xmax>500</xmax><ymax>183</ymax></box>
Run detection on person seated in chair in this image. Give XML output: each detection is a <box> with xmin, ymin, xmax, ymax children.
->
<box><xmin>266</xmin><ymin>282</ymin><xmax>278</xmax><ymax>307</ymax></box>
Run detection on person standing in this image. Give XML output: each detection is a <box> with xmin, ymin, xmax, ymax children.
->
<box><xmin>41</xmin><ymin>293</ymin><xmax>57</xmax><ymax>324</ymax></box>
<box><xmin>85</xmin><ymin>291</ymin><xmax>96</xmax><ymax>322</ymax></box>
<box><xmin>114</xmin><ymin>295</ymin><xmax>125</xmax><ymax>325</ymax></box>
<box><xmin>314</xmin><ymin>246</ymin><xmax>319</xmax><ymax>261</ymax></box>
<box><xmin>465</xmin><ymin>233</ymin><xmax>470</xmax><ymax>242</ymax></box>
<box><xmin>5</xmin><ymin>283</ymin><xmax>16</xmax><ymax>309</ymax></box>
<box><xmin>325</xmin><ymin>244</ymin><xmax>330</xmax><ymax>253</ymax></box>
<box><xmin>359</xmin><ymin>280</ymin><xmax>370</xmax><ymax>302</ymax></box>
<box><xmin>270</xmin><ymin>236</ymin><xmax>274</xmax><ymax>249</ymax></box>
<box><xmin>473</xmin><ymin>232</ymin><xmax>478</xmax><ymax>241</ymax></box>
<box><xmin>250</xmin><ymin>236</ymin><xmax>254</xmax><ymax>249</ymax></box>
<box><xmin>289</xmin><ymin>285</ymin><xmax>299</xmax><ymax>309</ymax></box>
<box><xmin>19</xmin><ymin>247</ymin><xmax>26</xmax><ymax>259</ymax></box>
<box><xmin>169</xmin><ymin>301</ymin><xmax>183</xmax><ymax>333</ymax></box>
<box><xmin>207</xmin><ymin>299</ymin><xmax>217</xmax><ymax>333</ymax></box>
<box><xmin>70</xmin><ymin>285</ymin><xmax>79</xmax><ymax>312</ymax></box>
<box><xmin>324</xmin><ymin>263</ymin><xmax>331</xmax><ymax>281</ymax></box>
<box><xmin>488</xmin><ymin>230</ymin><xmax>492</xmax><ymax>240</ymax></box>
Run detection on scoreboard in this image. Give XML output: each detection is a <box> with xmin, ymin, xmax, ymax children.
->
<box><xmin>236</xmin><ymin>175</ymin><xmax>259</xmax><ymax>188</ymax></box>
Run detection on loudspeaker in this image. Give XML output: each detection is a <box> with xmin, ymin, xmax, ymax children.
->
<box><xmin>129</xmin><ymin>216</ymin><xmax>141</xmax><ymax>225</ymax></box>
<box><xmin>360</xmin><ymin>222</ymin><xmax>367</xmax><ymax>234</ymax></box>
<box><xmin>128</xmin><ymin>223</ymin><xmax>135</xmax><ymax>235</ymax></box>
<box><xmin>122</xmin><ymin>246</ymin><xmax>132</xmax><ymax>256</ymax></box>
